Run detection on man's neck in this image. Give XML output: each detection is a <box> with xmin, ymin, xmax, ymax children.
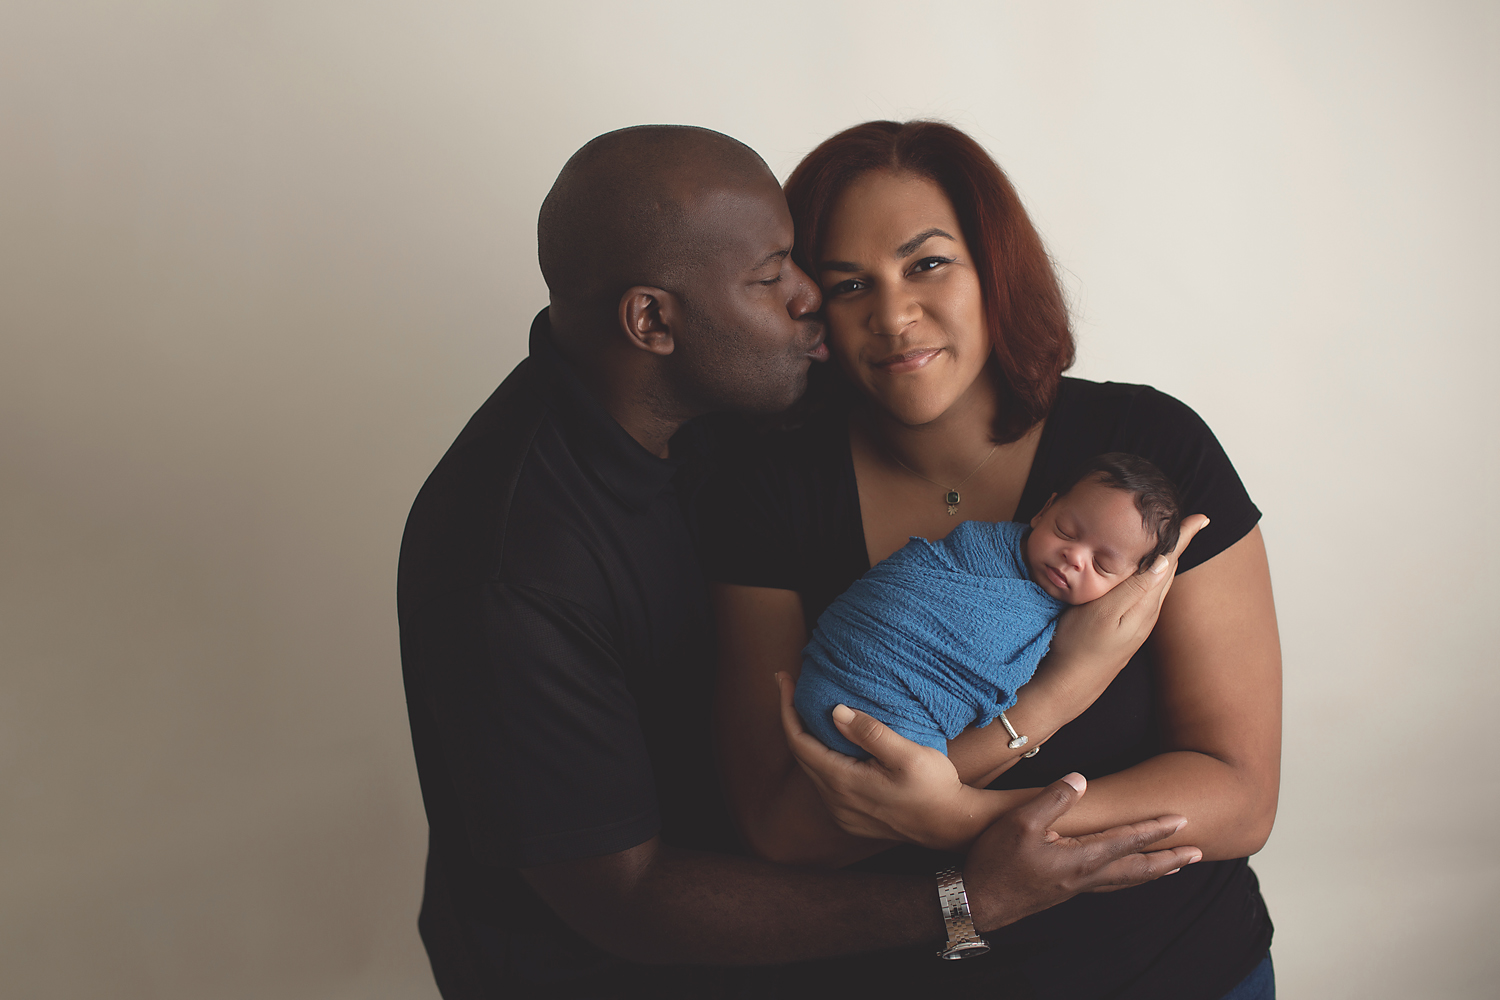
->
<box><xmin>581</xmin><ymin>367</ymin><xmax>687</xmax><ymax>459</ymax></box>
<box><xmin>550</xmin><ymin>314</ymin><xmax>690</xmax><ymax>459</ymax></box>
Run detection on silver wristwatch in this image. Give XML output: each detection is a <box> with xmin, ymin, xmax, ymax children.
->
<box><xmin>935</xmin><ymin>867</ymin><xmax>991</xmax><ymax>960</ymax></box>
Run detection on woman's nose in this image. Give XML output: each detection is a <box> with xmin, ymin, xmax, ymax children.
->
<box><xmin>870</xmin><ymin>282</ymin><xmax>919</xmax><ymax>337</ymax></box>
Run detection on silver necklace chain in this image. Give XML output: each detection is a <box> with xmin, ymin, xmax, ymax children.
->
<box><xmin>887</xmin><ymin>443</ymin><xmax>1000</xmax><ymax>516</ymax></box>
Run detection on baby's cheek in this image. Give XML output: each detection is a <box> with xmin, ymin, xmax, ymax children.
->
<box><xmin>1076</xmin><ymin>579</ymin><xmax>1110</xmax><ymax>605</ymax></box>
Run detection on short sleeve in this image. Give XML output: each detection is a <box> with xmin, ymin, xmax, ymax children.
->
<box><xmin>1114</xmin><ymin>388</ymin><xmax>1262</xmax><ymax>574</ymax></box>
<box><xmin>406</xmin><ymin>581</ymin><xmax>660</xmax><ymax>869</ymax></box>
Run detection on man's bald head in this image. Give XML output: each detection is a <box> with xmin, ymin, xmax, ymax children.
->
<box><xmin>537</xmin><ymin>125</ymin><xmax>777</xmax><ymax>314</ymax></box>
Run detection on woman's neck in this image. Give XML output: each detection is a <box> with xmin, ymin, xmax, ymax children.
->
<box><xmin>856</xmin><ymin>374</ymin><xmax>1008</xmax><ymax>486</ymax></box>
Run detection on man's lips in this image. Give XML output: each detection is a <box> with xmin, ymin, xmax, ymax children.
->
<box><xmin>872</xmin><ymin>347</ymin><xmax>942</xmax><ymax>374</ymax></box>
<box><xmin>1044</xmin><ymin>565</ymin><xmax>1069</xmax><ymax>590</ymax></box>
<box><xmin>801</xmin><ymin>320</ymin><xmax>829</xmax><ymax>362</ymax></box>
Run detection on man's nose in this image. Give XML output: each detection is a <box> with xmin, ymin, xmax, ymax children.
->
<box><xmin>787</xmin><ymin>260</ymin><xmax>821</xmax><ymax>317</ymax></box>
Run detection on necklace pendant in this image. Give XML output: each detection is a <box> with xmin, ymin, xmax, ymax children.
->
<box><xmin>946</xmin><ymin>490</ymin><xmax>961</xmax><ymax>516</ymax></box>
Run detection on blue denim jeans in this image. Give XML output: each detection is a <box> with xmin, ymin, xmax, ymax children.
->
<box><xmin>1220</xmin><ymin>953</ymin><xmax>1275</xmax><ymax>1000</ymax></box>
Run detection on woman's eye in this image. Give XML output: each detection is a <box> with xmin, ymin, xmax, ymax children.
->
<box><xmin>827</xmin><ymin>278</ymin><xmax>866</xmax><ymax>295</ymax></box>
<box><xmin>911</xmin><ymin>256</ymin><xmax>953</xmax><ymax>274</ymax></box>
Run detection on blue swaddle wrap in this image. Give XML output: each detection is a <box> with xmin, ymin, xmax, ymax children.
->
<box><xmin>795</xmin><ymin>520</ymin><xmax>1067</xmax><ymax>758</ymax></box>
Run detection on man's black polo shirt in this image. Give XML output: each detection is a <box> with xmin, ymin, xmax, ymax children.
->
<box><xmin>398</xmin><ymin>311</ymin><xmax>737</xmax><ymax>996</ymax></box>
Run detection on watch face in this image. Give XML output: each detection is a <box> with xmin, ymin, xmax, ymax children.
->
<box><xmin>940</xmin><ymin>940</ymin><xmax>992</xmax><ymax>961</ymax></box>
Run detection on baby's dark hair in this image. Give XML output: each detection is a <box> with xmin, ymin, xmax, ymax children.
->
<box><xmin>1059</xmin><ymin>453</ymin><xmax>1183</xmax><ymax>571</ymax></box>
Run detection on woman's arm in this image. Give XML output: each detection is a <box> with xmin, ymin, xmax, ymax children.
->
<box><xmin>1035</xmin><ymin>526</ymin><xmax>1281</xmax><ymax>857</ymax></box>
<box><xmin>793</xmin><ymin>527</ymin><xmax>1281</xmax><ymax>861</ymax></box>
<box><xmin>710</xmin><ymin>584</ymin><xmax>891</xmax><ymax>867</ymax></box>
<box><xmin>711</xmin><ymin>517</ymin><xmax>1210</xmax><ymax>865</ymax></box>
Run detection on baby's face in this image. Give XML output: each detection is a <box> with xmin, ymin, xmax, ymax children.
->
<box><xmin>1026</xmin><ymin>478</ymin><xmax>1157</xmax><ymax>605</ymax></box>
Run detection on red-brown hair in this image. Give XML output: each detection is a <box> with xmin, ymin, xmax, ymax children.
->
<box><xmin>783</xmin><ymin>120</ymin><xmax>1074</xmax><ymax>442</ymax></box>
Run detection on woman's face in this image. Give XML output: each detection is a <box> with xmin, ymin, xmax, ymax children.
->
<box><xmin>816</xmin><ymin>170</ymin><xmax>990</xmax><ymax>427</ymax></box>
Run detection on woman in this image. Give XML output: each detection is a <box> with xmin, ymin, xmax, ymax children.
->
<box><xmin>699</xmin><ymin>121</ymin><xmax>1281</xmax><ymax>999</ymax></box>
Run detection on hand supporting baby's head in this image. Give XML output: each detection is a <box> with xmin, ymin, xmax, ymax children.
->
<box><xmin>1025</xmin><ymin>453</ymin><xmax>1183</xmax><ymax>605</ymax></box>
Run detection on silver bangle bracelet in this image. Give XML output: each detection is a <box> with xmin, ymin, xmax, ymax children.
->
<box><xmin>998</xmin><ymin>710</ymin><xmax>1041</xmax><ymax>758</ymax></box>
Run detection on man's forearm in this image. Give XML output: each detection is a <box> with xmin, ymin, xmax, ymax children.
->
<box><xmin>523</xmin><ymin>837</ymin><xmax>945</xmax><ymax>965</ymax></box>
<box><xmin>521</xmin><ymin>778</ymin><xmax>1201</xmax><ymax>967</ymax></box>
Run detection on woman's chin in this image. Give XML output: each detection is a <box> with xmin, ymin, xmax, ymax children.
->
<box><xmin>857</xmin><ymin>386</ymin><xmax>964</xmax><ymax>428</ymax></box>
<box><xmin>853</xmin><ymin>364</ymin><xmax>997</xmax><ymax>431</ymax></box>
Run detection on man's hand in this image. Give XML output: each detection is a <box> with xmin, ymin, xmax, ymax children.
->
<box><xmin>964</xmin><ymin>773</ymin><xmax>1202</xmax><ymax>931</ymax></box>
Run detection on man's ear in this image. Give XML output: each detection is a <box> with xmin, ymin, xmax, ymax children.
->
<box><xmin>617</xmin><ymin>286</ymin><xmax>680</xmax><ymax>357</ymax></box>
<box><xmin>1030</xmin><ymin>492</ymin><xmax>1057</xmax><ymax>529</ymax></box>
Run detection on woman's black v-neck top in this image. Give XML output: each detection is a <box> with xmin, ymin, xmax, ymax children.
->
<box><xmin>696</xmin><ymin>377</ymin><xmax>1273</xmax><ymax>1000</ymax></box>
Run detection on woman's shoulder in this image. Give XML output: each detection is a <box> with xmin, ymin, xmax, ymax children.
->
<box><xmin>1054</xmin><ymin>376</ymin><xmax>1202</xmax><ymax>429</ymax></box>
<box><xmin>1047</xmin><ymin>376</ymin><xmax>1225</xmax><ymax>460</ymax></box>
<box><xmin>1042</xmin><ymin>377</ymin><xmax>1261</xmax><ymax>571</ymax></box>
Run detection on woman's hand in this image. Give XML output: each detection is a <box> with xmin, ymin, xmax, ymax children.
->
<box><xmin>767</xmin><ymin>515</ymin><xmax>1214</xmax><ymax>850</ymax></box>
<box><xmin>973</xmin><ymin>525</ymin><xmax>1282</xmax><ymax>859</ymax></box>
<box><xmin>776</xmin><ymin>672</ymin><xmax>1026</xmax><ymax>850</ymax></box>
<box><xmin>948</xmin><ymin>514</ymin><xmax>1209</xmax><ymax>786</ymax></box>
<box><xmin>1048</xmin><ymin>513</ymin><xmax>1211</xmax><ymax>691</ymax></box>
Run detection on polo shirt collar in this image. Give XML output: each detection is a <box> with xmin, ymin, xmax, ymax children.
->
<box><xmin>528</xmin><ymin>310</ymin><xmax>685</xmax><ymax>511</ymax></box>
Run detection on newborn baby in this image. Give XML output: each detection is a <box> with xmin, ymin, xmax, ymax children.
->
<box><xmin>795</xmin><ymin>452</ymin><xmax>1183</xmax><ymax>758</ymax></box>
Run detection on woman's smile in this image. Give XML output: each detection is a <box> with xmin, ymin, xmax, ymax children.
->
<box><xmin>816</xmin><ymin>170</ymin><xmax>992</xmax><ymax>428</ymax></box>
<box><xmin>870</xmin><ymin>346</ymin><xmax>944</xmax><ymax>374</ymax></box>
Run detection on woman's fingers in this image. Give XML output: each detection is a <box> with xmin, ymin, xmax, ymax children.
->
<box><xmin>777</xmin><ymin>673</ymin><xmax>923</xmax><ymax>780</ymax></box>
<box><xmin>775</xmin><ymin>671</ymin><xmax>806</xmax><ymax>739</ymax></box>
<box><xmin>828</xmin><ymin>703</ymin><xmax>924</xmax><ymax>770</ymax></box>
<box><xmin>1172</xmin><ymin>514</ymin><xmax>1211</xmax><ymax>560</ymax></box>
<box><xmin>1141</xmin><ymin>512</ymin><xmax>1210</xmax><ymax>612</ymax></box>
<box><xmin>1094</xmin><ymin>513</ymin><xmax>1213</xmax><ymax>630</ymax></box>
<box><xmin>776</xmin><ymin>673</ymin><xmax>976</xmax><ymax>845</ymax></box>
<box><xmin>777</xmin><ymin>673</ymin><xmax>852</xmax><ymax>790</ymax></box>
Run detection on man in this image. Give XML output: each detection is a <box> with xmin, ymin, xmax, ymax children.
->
<box><xmin>397</xmin><ymin>125</ymin><xmax>1198</xmax><ymax>997</ymax></box>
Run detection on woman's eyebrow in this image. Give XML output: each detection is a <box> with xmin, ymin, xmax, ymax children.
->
<box><xmin>819</xmin><ymin>228</ymin><xmax>957</xmax><ymax>274</ymax></box>
<box><xmin>895</xmin><ymin>227</ymin><xmax>956</xmax><ymax>259</ymax></box>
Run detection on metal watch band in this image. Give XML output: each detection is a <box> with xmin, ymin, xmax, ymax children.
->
<box><xmin>935</xmin><ymin>867</ymin><xmax>991</xmax><ymax>960</ymax></box>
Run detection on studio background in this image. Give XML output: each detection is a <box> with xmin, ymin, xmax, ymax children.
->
<box><xmin>2</xmin><ymin>2</ymin><xmax>1495</xmax><ymax>997</ymax></box>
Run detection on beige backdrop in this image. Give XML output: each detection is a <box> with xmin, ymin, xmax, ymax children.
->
<box><xmin>3</xmin><ymin>1</ymin><xmax>1496</xmax><ymax>997</ymax></box>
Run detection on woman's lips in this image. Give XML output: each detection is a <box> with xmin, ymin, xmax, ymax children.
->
<box><xmin>1045</xmin><ymin>565</ymin><xmax>1069</xmax><ymax>590</ymax></box>
<box><xmin>873</xmin><ymin>347</ymin><xmax>942</xmax><ymax>374</ymax></box>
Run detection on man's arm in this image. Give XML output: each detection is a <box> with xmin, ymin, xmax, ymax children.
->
<box><xmin>521</xmin><ymin>775</ymin><xmax>1198</xmax><ymax>965</ymax></box>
